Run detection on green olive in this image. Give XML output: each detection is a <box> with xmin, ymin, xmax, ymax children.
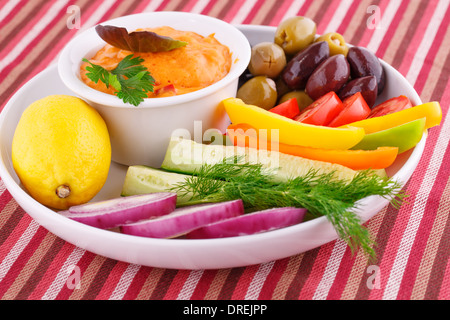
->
<box><xmin>237</xmin><ymin>76</ymin><xmax>277</xmax><ymax>110</ymax></box>
<box><xmin>278</xmin><ymin>91</ymin><xmax>313</xmax><ymax>112</ymax></box>
<box><xmin>274</xmin><ymin>16</ymin><xmax>317</xmax><ymax>55</ymax></box>
<box><xmin>315</xmin><ymin>32</ymin><xmax>349</xmax><ymax>56</ymax></box>
<box><xmin>275</xmin><ymin>77</ymin><xmax>291</xmax><ymax>98</ymax></box>
<box><xmin>248</xmin><ymin>42</ymin><xmax>287</xmax><ymax>78</ymax></box>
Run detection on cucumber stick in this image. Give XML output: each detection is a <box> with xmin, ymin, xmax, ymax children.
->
<box><xmin>161</xmin><ymin>137</ymin><xmax>386</xmax><ymax>183</ymax></box>
<box><xmin>121</xmin><ymin>166</ymin><xmax>192</xmax><ymax>204</ymax></box>
<box><xmin>121</xmin><ymin>138</ymin><xmax>387</xmax><ymax>206</ymax></box>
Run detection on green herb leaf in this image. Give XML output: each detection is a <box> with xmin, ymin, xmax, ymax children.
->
<box><xmin>83</xmin><ymin>58</ymin><xmax>118</xmax><ymax>89</ymax></box>
<box><xmin>82</xmin><ymin>54</ymin><xmax>155</xmax><ymax>106</ymax></box>
<box><xmin>95</xmin><ymin>25</ymin><xmax>188</xmax><ymax>53</ymax></box>
<box><xmin>170</xmin><ymin>158</ymin><xmax>407</xmax><ymax>258</ymax></box>
<box><xmin>108</xmin><ymin>73</ymin><xmax>121</xmax><ymax>91</ymax></box>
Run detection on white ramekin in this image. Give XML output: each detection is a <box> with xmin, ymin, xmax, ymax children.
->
<box><xmin>58</xmin><ymin>11</ymin><xmax>251</xmax><ymax>167</ymax></box>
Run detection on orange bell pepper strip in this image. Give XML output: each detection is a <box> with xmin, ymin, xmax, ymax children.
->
<box><xmin>227</xmin><ymin>123</ymin><xmax>399</xmax><ymax>170</ymax></box>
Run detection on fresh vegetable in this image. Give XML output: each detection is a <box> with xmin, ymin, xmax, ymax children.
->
<box><xmin>159</xmin><ymin>158</ymin><xmax>405</xmax><ymax>256</ymax></box>
<box><xmin>268</xmin><ymin>98</ymin><xmax>300</xmax><ymax>119</ymax></box>
<box><xmin>347</xmin><ymin>46</ymin><xmax>385</xmax><ymax>94</ymax></box>
<box><xmin>60</xmin><ymin>193</ymin><xmax>177</xmax><ymax>229</ymax></box>
<box><xmin>328</xmin><ymin>92</ymin><xmax>371</xmax><ymax>127</ymax></box>
<box><xmin>95</xmin><ymin>25</ymin><xmax>188</xmax><ymax>52</ymax></box>
<box><xmin>121</xmin><ymin>159</ymin><xmax>405</xmax><ymax>255</ymax></box>
<box><xmin>281</xmin><ymin>41</ymin><xmax>330</xmax><ymax>90</ymax></box>
<box><xmin>160</xmin><ymin>137</ymin><xmax>386</xmax><ymax>184</ymax></box>
<box><xmin>227</xmin><ymin>123</ymin><xmax>398</xmax><ymax>170</ymax></box>
<box><xmin>305</xmin><ymin>54</ymin><xmax>350</xmax><ymax>100</ymax></box>
<box><xmin>83</xmin><ymin>54</ymin><xmax>155</xmax><ymax>106</ymax></box>
<box><xmin>351</xmin><ymin>118</ymin><xmax>426</xmax><ymax>154</ymax></box>
<box><xmin>186</xmin><ymin>207</ymin><xmax>307</xmax><ymax>239</ymax></box>
<box><xmin>367</xmin><ymin>95</ymin><xmax>412</xmax><ymax>118</ymax></box>
<box><xmin>314</xmin><ymin>32</ymin><xmax>348</xmax><ymax>56</ymax></box>
<box><xmin>295</xmin><ymin>91</ymin><xmax>344</xmax><ymax>126</ymax></box>
<box><xmin>121</xmin><ymin>165</ymin><xmax>189</xmax><ymax>194</ymax></box>
<box><xmin>237</xmin><ymin>76</ymin><xmax>278</xmax><ymax>110</ymax></box>
<box><xmin>121</xmin><ymin>166</ymin><xmax>193</xmax><ymax>202</ymax></box>
<box><xmin>222</xmin><ymin>97</ymin><xmax>365</xmax><ymax>150</ymax></box>
<box><xmin>120</xmin><ymin>200</ymin><xmax>244</xmax><ymax>238</ymax></box>
<box><xmin>346</xmin><ymin>101</ymin><xmax>442</xmax><ymax>134</ymax></box>
<box><xmin>338</xmin><ymin>75</ymin><xmax>378</xmax><ymax>108</ymax></box>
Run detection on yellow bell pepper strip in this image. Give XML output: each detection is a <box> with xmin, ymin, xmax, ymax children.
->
<box><xmin>227</xmin><ymin>123</ymin><xmax>399</xmax><ymax>170</ymax></box>
<box><xmin>351</xmin><ymin>118</ymin><xmax>426</xmax><ymax>154</ymax></box>
<box><xmin>343</xmin><ymin>101</ymin><xmax>442</xmax><ymax>134</ymax></box>
<box><xmin>222</xmin><ymin>97</ymin><xmax>365</xmax><ymax>150</ymax></box>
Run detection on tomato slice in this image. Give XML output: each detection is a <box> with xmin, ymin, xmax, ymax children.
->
<box><xmin>367</xmin><ymin>95</ymin><xmax>412</xmax><ymax>118</ymax></box>
<box><xmin>328</xmin><ymin>92</ymin><xmax>371</xmax><ymax>127</ymax></box>
<box><xmin>268</xmin><ymin>98</ymin><xmax>300</xmax><ymax>119</ymax></box>
<box><xmin>294</xmin><ymin>92</ymin><xmax>344</xmax><ymax>126</ymax></box>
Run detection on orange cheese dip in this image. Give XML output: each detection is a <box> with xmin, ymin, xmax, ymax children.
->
<box><xmin>80</xmin><ymin>26</ymin><xmax>232</xmax><ymax>98</ymax></box>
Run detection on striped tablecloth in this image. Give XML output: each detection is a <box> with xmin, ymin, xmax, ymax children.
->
<box><xmin>1</xmin><ymin>0</ymin><xmax>449</xmax><ymax>301</ymax></box>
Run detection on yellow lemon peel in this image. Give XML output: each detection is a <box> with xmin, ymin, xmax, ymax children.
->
<box><xmin>12</xmin><ymin>95</ymin><xmax>111</xmax><ymax>210</ymax></box>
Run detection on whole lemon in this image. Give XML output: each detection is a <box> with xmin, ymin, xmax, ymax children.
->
<box><xmin>12</xmin><ymin>95</ymin><xmax>111</xmax><ymax>210</ymax></box>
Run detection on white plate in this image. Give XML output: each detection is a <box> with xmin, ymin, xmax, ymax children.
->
<box><xmin>0</xmin><ymin>25</ymin><xmax>425</xmax><ymax>269</ymax></box>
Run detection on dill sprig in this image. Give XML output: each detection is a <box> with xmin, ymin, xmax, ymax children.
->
<box><xmin>171</xmin><ymin>158</ymin><xmax>407</xmax><ymax>257</ymax></box>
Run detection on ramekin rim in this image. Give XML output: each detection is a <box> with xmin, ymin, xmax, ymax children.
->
<box><xmin>57</xmin><ymin>11</ymin><xmax>251</xmax><ymax>109</ymax></box>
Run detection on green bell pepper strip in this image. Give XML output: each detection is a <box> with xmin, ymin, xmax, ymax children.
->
<box><xmin>350</xmin><ymin>118</ymin><xmax>426</xmax><ymax>154</ymax></box>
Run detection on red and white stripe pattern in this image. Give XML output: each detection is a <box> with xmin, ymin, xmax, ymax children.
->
<box><xmin>0</xmin><ymin>0</ymin><xmax>449</xmax><ymax>300</ymax></box>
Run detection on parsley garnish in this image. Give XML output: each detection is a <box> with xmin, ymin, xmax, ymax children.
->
<box><xmin>82</xmin><ymin>54</ymin><xmax>155</xmax><ymax>106</ymax></box>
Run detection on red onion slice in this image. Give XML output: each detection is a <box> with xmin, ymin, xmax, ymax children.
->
<box><xmin>61</xmin><ymin>193</ymin><xmax>177</xmax><ymax>229</ymax></box>
<box><xmin>186</xmin><ymin>207</ymin><xmax>307</xmax><ymax>239</ymax></box>
<box><xmin>120</xmin><ymin>199</ymin><xmax>244</xmax><ymax>238</ymax></box>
